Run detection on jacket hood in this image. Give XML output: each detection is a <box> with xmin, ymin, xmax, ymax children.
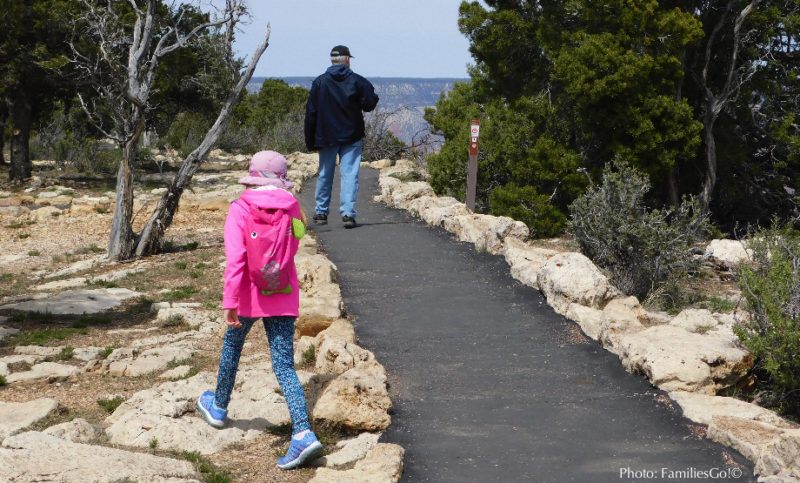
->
<box><xmin>237</xmin><ymin>188</ymin><xmax>297</xmax><ymax>211</ymax></box>
<box><xmin>326</xmin><ymin>64</ymin><xmax>352</xmax><ymax>81</ymax></box>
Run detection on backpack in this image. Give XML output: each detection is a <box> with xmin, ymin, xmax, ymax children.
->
<box><xmin>243</xmin><ymin>204</ymin><xmax>295</xmax><ymax>296</ymax></box>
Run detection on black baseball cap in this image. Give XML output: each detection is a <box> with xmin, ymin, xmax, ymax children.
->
<box><xmin>330</xmin><ymin>45</ymin><xmax>354</xmax><ymax>58</ymax></box>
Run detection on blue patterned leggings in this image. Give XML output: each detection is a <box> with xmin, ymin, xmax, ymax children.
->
<box><xmin>214</xmin><ymin>316</ymin><xmax>312</xmax><ymax>434</ymax></box>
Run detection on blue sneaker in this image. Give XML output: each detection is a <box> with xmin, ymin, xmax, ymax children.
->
<box><xmin>277</xmin><ymin>430</ymin><xmax>324</xmax><ymax>470</ymax></box>
<box><xmin>196</xmin><ymin>390</ymin><xmax>227</xmax><ymax>428</ymax></box>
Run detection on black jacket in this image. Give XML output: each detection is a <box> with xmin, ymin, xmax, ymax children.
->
<box><xmin>304</xmin><ymin>65</ymin><xmax>379</xmax><ymax>150</ymax></box>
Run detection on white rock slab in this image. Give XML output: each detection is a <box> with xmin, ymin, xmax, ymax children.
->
<box><xmin>160</xmin><ymin>365</ymin><xmax>194</xmax><ymax>379</ymax></box>
<box><xmin>669</xmin><ymin>391</ymin><xmax>796</xmax><ymax>428</ymax></box>
<box><xmin>313</xmin><ymin>432</ymin><xmax>381</xmax><ymax>468</ymax></box>
<box><xmin>6</xmin><ymin>362</ymin><xmax>81</xmax><ymax>384</ymax></box>
<box><xmin>310</xmin><ymin>443</ymin><xmax>405</xmax><ymax>483</ymax></box>
<box><xmin>0</xmin><ymin>288</ymin><xmax>141</xmax><ymax>314</ymax></box>
<box><xmin>0</xmin><ymin>325</ymin><xmax>20</xmax><ymax>343</ymax></box>
<box><xmin>0</xmin><ymin>398</ymin><xmax>58</xmax><ymax>440</ymax></box>
<box><xmin>42</xmin><ymin>418</ymin><xmax>99</xmax><ymax>443</ymax></box>
<box><xmin>15</xmin><ymin>345</ymin><xmax>64</xmax><ymax>357</ymax></box>
<box><xmin>0</xmin><ymin>431</ymin><xmax>199</xmax><ymax>482</ymax></box>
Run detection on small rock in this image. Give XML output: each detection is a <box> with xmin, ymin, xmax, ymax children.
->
<box><xmin>0</xmin><ymin>399</ymin><xmax>59</xmax><ymax>440</ymax></box>
<box><xmin>537</xmin><ymin>252</ymin><xmax>618</xmax><ymax>315</ymax></box>
<box><xmin>705</xmin><ymin>239</ymin><xmax>752</xmax><ymax>269</ymax></box>
<box><xmin>43</xmin><ymin>418</ymin><xmax>99</xmax><ymax>443</ymax></box>
<box><xmin>313</xmin><ymin>361</ymin><xmax>392</xmax><ymax>431</ymax></box>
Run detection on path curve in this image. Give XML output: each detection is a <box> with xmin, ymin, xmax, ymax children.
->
<box><xmin>301</xmin><ymin>168</ymin><xmax>754</xmax><ymax>482</ymax></box>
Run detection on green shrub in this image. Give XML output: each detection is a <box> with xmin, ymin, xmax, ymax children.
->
<box><xmin>0</xmin><ymin>375</ymin><xmax>6</xmax><ymax>386</ymax></box>
<box><xmin>97</xmin><ymin>396</ymin><xmax>126</xmax><ymax>413</ymax></box>
<box><xmin>165</xmin><ymin>112</ymin><xmax>212</xmax><ymax>157</ymax></box>
<box><xmin>735</xmin><ymin>224</ymin><xmax>800</xmax><ymax>405</ymax></box>
<box><xmin>489</xmin><ymin>183</ymin><xmax>567</xmax><ymax>237</ymax></box>
<box><xmin>568</xmin><ymin>161</ymin><xmax>708</xmax><ymax>299</ymax></box>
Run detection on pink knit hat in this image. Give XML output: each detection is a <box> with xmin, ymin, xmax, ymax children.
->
<box><xmin>238</xmin><ymin>151</ymin><xmax>294</xmax><ymax>189</ymax></box>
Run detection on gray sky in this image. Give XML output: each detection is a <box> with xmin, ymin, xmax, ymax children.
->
<box><xmin>232</xmin><ymin>1</ymin><xmax>473</xmax><ymax>78</ymax></box>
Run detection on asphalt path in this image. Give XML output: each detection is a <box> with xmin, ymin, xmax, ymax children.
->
<box><xmin>300</xmin><ymin>167</ymin><xmax>754</xmax><ymax>482</ymax></box>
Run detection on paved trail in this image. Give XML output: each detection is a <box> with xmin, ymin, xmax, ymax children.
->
<box><xmin>301</xmin><ymin>169</ymin><xmax>754</xmax><ymax>482</ymax></box>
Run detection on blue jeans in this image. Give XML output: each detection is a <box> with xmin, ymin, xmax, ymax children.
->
<box><xmin>315</xmin><ymin>140</ymin><xmax>363</xmax><ymax>218</ymax></box>
<box><xmin>213</xmin><ymin>316</ymin><xmax>311</xmax><ymax>435</ymax></box>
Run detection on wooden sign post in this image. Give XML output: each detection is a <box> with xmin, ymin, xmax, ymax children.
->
<box><xmin>466</xmin><ymin>119</ymin><xmax>480</xmax><ymax>212</ymax></box>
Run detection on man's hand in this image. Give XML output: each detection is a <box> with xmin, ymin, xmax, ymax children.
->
<box><xmin>224</xmin><ymin>309</ymin><xmax>241</xmax><ymax>329</ymax></box>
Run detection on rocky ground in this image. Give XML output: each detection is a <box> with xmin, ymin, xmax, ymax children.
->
<box><xmin>0</xmin><ymin>151</ymin><xmax>403</xmax><ymax>482</ymax></box>
<box><xmin>375</xmin><ymin>159</ymin><xmax>800</xmax><ymax>483</ymax></box>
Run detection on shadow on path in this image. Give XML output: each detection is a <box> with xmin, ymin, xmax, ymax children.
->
<box><xmin>300</xmin><ymin>168</ymin><xmax>754</xmax><ymax>482</ymax></box>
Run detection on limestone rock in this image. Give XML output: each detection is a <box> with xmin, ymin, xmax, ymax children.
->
<box><xmin>70</xmin><ymin>196</ymin><xmax>111</xmax><ymax>215</ymax></box>
<box><xmin>0</xmin><ymin>362</ymin><xmax>7</xmax><ymax>377</ymax></box>
<box><xmin>107</xmin><ymin>345</ymin><xmax>195</xmax><ymax>377</ymax></box>
<box><xmin>0</xmin><ymin>431</ymin><xmax>199</xmax><ymax>482</ymax></box>
<box><xmin>371</xmin><ymin>159</ymin><xmax>394</xmax><ymax>169</ymax></box>
<box><xmin>296</xmin><ymin>315</ymin><xmax>336</xmax><ymax>338</ymax></box>
<box><xmin>30</xmin><ymin>206</ymin><xmax>62</xmax><ymax>222</ymax></box>
<box><xmin>313</xmin><ymin>361</ymin><xmax>392</xmax><ymax>431</ymax></box>
<box><xmin>756</xmin><ymin>429</ymin><xmax>800</xmax><ymax>478</ymax></box>
<box><xmin>0</xmin><ymin>287</ymin><xmax>140</xmax><ymax>314</ymax></box>
<box><xmin>294</xmin><ymin>336</ymin><xmax>316</xmax><ymax>366</ymax></box>
<box><xmin>311</xmin><ymin>443</ymin><xmax>404</xmax><ymax>483</ymax></box>
<box><xmin>377</xmin><ymin>176</ymin><xmax>403</xmax><ymax>204</ymax></box>
<box><xmin>0</xmin><ymin>325</ymin><xmax>19</xmax><ymax>343</ymax></box>
<box><xmin>44</xmin><ymin>255</ymin><xmax>104</xmax><ymax>279</ymax></box>
<box><xmin>33</xmin><ymin>277</ymin><xmax>88</xmax><ymax>291</ymax></box>
<box><xmin>43</xmin><ymin>418</ymin><xmax>98</xmax><ymax>443</ymax></box>
<box><xmin>106</xmin><ymin>372</ymin><xmax>288</xmax><ymax>455</ymax></box>
<box><xmin>6</xmin><ymin>362</ymin><xmax>80</xmax><ymax>384</ymax></box>
<box><xmin>316</xmin><ymin>318</ymin><xmax>357</xmax><ymax>345</ymax></box>
<box><xmin>389</xmin><ymin>181</ymin><xmax>434</xmax><ymax>207</ymax></box>
<box><xmin>414</xmin><ymin>196</ymin><xmax>471</xmax><ymax>227</ymax></box>
<box><xmin>616</xmin><ymin>325</ymin><xmax>752</xmax><ymax>393</ymax></box>
<box><xmin>565</xmin><ymin>304</ymin><xmax>606</xmax><ymax>341</ymax></box>
<box><xmin>705</xmin><ymin>239</ymin><xmax>752</xmax><ymax>269</ymax></box>
<box><xmin>160</xmin><ymin>365</ymin><xmax>194</xmax><ymax>380</ymax></box>
<box><xmin>707</xmin><ymin>416</ymin><xmax>784</xmax><ymax>464</ymax></box>
<box><xmin>670</xmin><ymin>308</ymin><xmax>720</xmax><ymax>333</ymax></box>
<box><xmin>442</xmin><ymin>213</ymin><xmax>530</xmax><ymax>255</ymax></box>
<box><xmin>502</xmin><ymin>237</ymin><xmax>559</xmax><ymax>289</ymax></box>
<box><xmin>669</xmin><ymin>391</ymin><xmax>796</xmax><ymax>428</ymax></box>
<box><xmin>599</xmin><ymin>296</ymin><xmax>647</xmax><ymax>351</ymax></box>
<box><xmin>297</xmin><ymin>254</ymin><xmax>344</xmax><ymax>319</ymax></box>
<box><xmin>0</xmin><ymin>399</ymin><xmax>58</xmax><ymax>440</ymax></box>
<box><xmin>72</xmin><ymin>346</ymin><xmax>103</xmax><ymax>362</ymax></box>
<box><xmin>313</xmin><ymin>432</ymin><xmax>382</xmax><ymax>468</ymax></box>
<box><xmin>15</xmin><ymin>345</ymin><xmax>64</xmax><ymax>357</ymax></box>
<box><xmin>537</xmin><ymin>252</ymin><xmax>617</xmax><ymax>315</ymax></box>
<box><xmin>315</xmin><ymin>337</ymin><xmax>374</xmax><ymax>375</ymax></box>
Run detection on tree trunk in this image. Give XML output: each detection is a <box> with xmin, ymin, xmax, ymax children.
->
<box><xmin>134</xmin><ymin>27</ymin><xmax>271</xmax><ymax>257</ymax></box>
<box><xmin>8</xmin><ymin>92</ymin><xmax>33</xmax><ymax>180</ymax></box>
<box><xmin>0</xmin><ymin>103</ymin><xmax>8</xmax><ymax>165</ymax></box>
<box><xmin>107</xmin><ymin>117</ymin><xmax>144</xmax><ymax>261</ymax></box>
<box><xmin>668</xmin><ymin>166</ymin><xmax>680</xmax><ymax>208</ymax></box>
<box><xmin>699</xmin><ymin>112</ymin><xmax>718</xmax><ymax>215</ymax></box>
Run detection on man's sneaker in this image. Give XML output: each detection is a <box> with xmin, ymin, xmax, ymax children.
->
<box><xmin>196</xmin><ymin>390</ymin><xmax>227</xmax><ymax>428</ymax></box>
<box><xmin>342</xmin><ymin>216</ymin><xmax>357</xmax><ymax>229</ymax></box>
<box><xmin>277</xmin><ymin>430</ymin><xmax>324</xmax><ymax>470</ymax></box>
<box><xmin>313</xmin><ymin>213</ymin><xmax>328</xmax><ymax>225</ymax></box>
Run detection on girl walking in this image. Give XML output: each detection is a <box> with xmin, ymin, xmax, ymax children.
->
<box><xmin>197</xmin><ymin>150</ymin><xmax>323</xmax><ymax>470</ymax></box>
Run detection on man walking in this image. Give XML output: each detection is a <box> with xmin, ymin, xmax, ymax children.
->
<box><xmin>305</xmin><ymin>45</ymin><xmax>379</xmax><ymax>229</ymax></box>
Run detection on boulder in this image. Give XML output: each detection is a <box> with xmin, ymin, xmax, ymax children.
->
<box><xmin>315</xmin><ymin>318</ymin><xmax>357</xmax><ymax>345</ymax></box>
<box><xmin>294</xmin><ymin>336</ymin><xmax>316</xmax><ymax>366</ymax></box>
<box><xmin>107</xmin><ymin>345</ymin><xmax>195</xmax><ymax>377</ymax></box>
<box><xmin>30</xmin><ymin>206</ymin><xmax>62</xmax><ymax>222</ymax></box>
<box><xmin>0</xmin><ymin>431</ymin><xmax>199</xmax><ymax>482</ymax></box>
<box><xmin>313</xmin><ymin>432</ymin><xmax>382</xmax><ymax>468</ymax></box>
<box><xmin>0</xmin><ymin>399</ymin><xmax>59</xmax><ymax>440</ymax></box>
<box><xmin>599</xmin><ymin>296</ymin><xmax>647</xmax><ymax>351</ymax></box>
<box><xmin>315</xmin><ymin>337</ymin><xmax>374</xmax><ymax>375</ymax></box>
<box><xmin>6</xmin><ymin>362</ymin><xmax>80</xmax><ymax>384</ymax></box>
<box><xmin>442</xmin><ymin>213</ymin><xmax>529</xmax><ymax>255</ymax></box>
<box><xmin>370</xmin><ymin>159</ymin><xmax>394</xmax><ymax>169</ymax></box>
<box><xmin>670</xmin><ymin>308</ymin><xmax>721</xmax><ymax>333</ymax></box>
<box><xmin>537</xmin><ymin>252</ymin><xmax>617</xmax><ymax>315</ymax></box>
<box><xmin>707</xmin><ymin>416</ymin><xmax>785</xmax><ymax>464</ymax></box>
<box><xmin>313</xmin><ymin>361</ymin><xmax>392</xmax><ymax>431</ymax></box>
<box><xmin>377</xmin><ymin>176</ymin><xmax>403</xmax><ymax>204</ymax></box>
<box><xmin>43</xmin><ymin>418</ymin><xmax>99</xmax><ymax>443</ymax></box>
<box><xmin>705</xmin><ymin>239</ymin><xmax>752</xmax><ymax>269</ymax></box>
<box><xmin>311</xmin><ymin>443</ymin><xmax>405</xmax><ymax>483</ymax></box>
<box><xmin>565</xmin><ymin>304</ymin><xmax>606</xmax><ymax>341</ymax></box>
<box><xmin>0</xmin><ymin>287</ymin><xmax>141</xmax><ymax>315</ymax></box>
<box><xmin>390</xmin><ymin>181</ymin><xmax>434</xmax><ymax>208</ymax></box>
<box><xmin>756</xmin><ymin>429</ymin><xmax>800</xmax><ymax>478</ymax></box>
<box><xmin>415</xmin><ymin>196</ymin><xmax>471</xmax><ymax>227</ymax></box>
<box><xmin>502</xmin><ymin>237</ymin><xmax>558</xmax><ymax>289</ymax></box>
<box><xmin>297</xmin><ymin>254</ymin><xmax>344</xmax><ymax>319</ymax></box>
<box><xmin>616</xmin><ymin>325</ymin><xmax>752</xmax><ymax>393</ymax></box>
<box><xmin>72</xmin><ymin>347</ymin><xmax>103</xmax><ymax>362</ymax></box>
<box><xmin>669</xmin><ymin>391</ymin><xmax>796</xmax><ymax>428</ymax></box>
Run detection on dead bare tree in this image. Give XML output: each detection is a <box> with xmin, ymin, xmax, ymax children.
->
<box><xmin>695</xmin><ymin>0</ymin><xmax>762</xmax><ymax>215</ymax></box>
<box><xmin>69</xmin><ymin>0</ymin><xmax>269</xmax><ymax>260</ymax></box>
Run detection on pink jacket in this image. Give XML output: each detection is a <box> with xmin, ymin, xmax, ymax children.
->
<box><xmin>223</xmin><ymin>188</ymin><xmax>303</xmax><ymax>317</ymax></box>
